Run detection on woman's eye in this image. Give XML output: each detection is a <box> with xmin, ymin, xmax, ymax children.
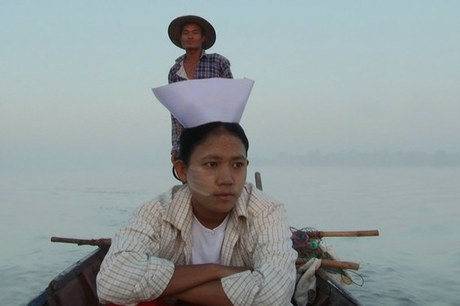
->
<box><xmin>205</xmin><ymin>162</ymin><xmax>217</xmax><ymax>168</ymax></box>
<box><xmin>233</xmin><ymin>162</ymin><xmax>245</xmax><ymax>169</ymax></box>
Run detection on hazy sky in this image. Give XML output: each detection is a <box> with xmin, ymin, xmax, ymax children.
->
<box><xmin>1</xmin><ymin>1</ymin><xmax>459</xmax><ymax>169</ymax></box>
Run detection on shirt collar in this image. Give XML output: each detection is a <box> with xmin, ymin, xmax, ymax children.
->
<box><xmin>175</xmin><ymin>49</ymin><xmax>207</xmax><ymax>63</ymax></box>
<box><xmin>165</xmin><ymin>183</ymin><xmax>250</xmax><ymax>230</ymax></box>
<box><xmin>165</xmin><ymin>185</ymin><xmax>193</xmax><ymax>231</ymax></box>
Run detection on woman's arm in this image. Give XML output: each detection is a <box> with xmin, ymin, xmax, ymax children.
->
<box><xmin>220</xmin><ymin>200</ymin><xmax>297</xmax><ymax>305</ymax></box>
<box><xmin>163</xmin><ymin>265</ymin><xmax>249</xmax><ymax>306</ymax></box>
<box><xmin>162</xmin><ymin>264</ymin><xmax>249</xmax><ymax>296</ymax></box>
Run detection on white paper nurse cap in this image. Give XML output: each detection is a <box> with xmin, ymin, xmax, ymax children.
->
<box><xmin>152</xmin><ymin>78</ymin><xmax>255</xmax><ymax>128</ymax></box>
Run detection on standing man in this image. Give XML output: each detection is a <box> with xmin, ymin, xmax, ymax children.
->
<box><xmin>167</xmin><ymin>15</ymin><xmax>233</xmax><ymax>163</ymax></box>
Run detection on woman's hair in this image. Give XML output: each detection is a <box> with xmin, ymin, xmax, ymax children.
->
<box><xmin>179</xmin><ymin>122</ymin><xmax>249</xmax><ymax>166</ymax></box>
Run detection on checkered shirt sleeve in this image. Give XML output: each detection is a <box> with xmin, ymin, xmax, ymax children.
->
<box><xmin>220</xmin><ymin>187</ymin><xmax>297</xmax><ymax>305</ymax></box>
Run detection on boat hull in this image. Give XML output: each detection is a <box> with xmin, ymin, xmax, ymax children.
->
<box><xmin>28</xmin><ymin>247</ymin><xmax>361</xmax><ymax>306</ymax></box>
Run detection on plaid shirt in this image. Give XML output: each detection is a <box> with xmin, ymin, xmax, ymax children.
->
<box><xmin>96</xmin><ymin>183</ymin><xmax>297</xmax><ymax>305</ymax></box>
<box><xmin>168</xmin><ymin>51</ymin><xmax>233</xmax><ymax>155</ymax></box>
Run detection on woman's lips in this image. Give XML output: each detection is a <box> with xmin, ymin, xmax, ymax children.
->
<box><xmin>214</xmin><ymin>192</ymin><xmax>235</xmax><ymax>201</ymax></box>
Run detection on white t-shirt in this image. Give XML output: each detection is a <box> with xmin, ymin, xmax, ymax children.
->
<box><xmin>191</xmin><ymin>215</ymin><xmax>229</xmax><ymax>264</ymax></box>
<box><xmin>177</xmin><ymin>62</ymin><xmax>189</xmax><ymax>80</ymax></box>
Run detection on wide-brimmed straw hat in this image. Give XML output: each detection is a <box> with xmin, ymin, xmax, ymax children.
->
<box><xmin>168</xmin><ymin>15</ymin><xmax>216</xmax><ymax>50</ymax></box>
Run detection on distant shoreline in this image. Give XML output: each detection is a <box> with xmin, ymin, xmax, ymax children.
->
<box><xmin>3</xmin><ymin>150</ymin><xmax>460</xmax><ymax>170</ymax></box>
<box><xmin>253</xmin><ymin>150</ymin><xmax>460</xmax><ymax>167</ymax></box>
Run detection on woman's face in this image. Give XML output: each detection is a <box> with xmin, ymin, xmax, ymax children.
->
<box><xmin>178</xmin><ymin>131</ymin><xmax>248</xmax><ymax>228</ymax></box>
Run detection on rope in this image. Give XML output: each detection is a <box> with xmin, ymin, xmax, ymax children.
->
<box><xmin>290</xmin><ymin>226</ymin><xmax>364</xmax><ymax>285</ymax></box>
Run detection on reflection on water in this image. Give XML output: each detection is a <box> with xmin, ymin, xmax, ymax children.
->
<box><xmin>1</xmin><ymin>166</ymin><xmax>459</xmax><ymax>305</ymax></box>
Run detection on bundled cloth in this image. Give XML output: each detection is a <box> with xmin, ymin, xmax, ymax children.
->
<box><xmin>294</xmin><ymin>258</ymin><xmax>322</xmax><ymax>305</ymax></box>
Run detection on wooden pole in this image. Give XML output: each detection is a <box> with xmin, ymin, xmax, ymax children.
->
<box><xmin>51</xmin><ymin>236</ymin><xmax>111</xmax><ymax>246</ymax></box>
<box><xmin>321</xmin><ymin>259</ymin><xmax>360</xmax><ymax>270</ymax></box>
<box><xmin>296</xmin><ymin>258</ymin><xmax>360</xmax><ymax>270</ymax></box>
<box><xmin>308</xmin><ymin>230</ymin><xmax>379</xmax><ymax>238</ymax></box>
<box><xmin>255</xmin><ymin>171</ymin><xmax>263</xmax><ymax>191</ymax></box>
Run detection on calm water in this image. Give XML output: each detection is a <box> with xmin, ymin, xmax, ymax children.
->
<box><xmin>1</xmin><ymin>165</ymin><xmax>459</xmax><ymax>305</ymax></box>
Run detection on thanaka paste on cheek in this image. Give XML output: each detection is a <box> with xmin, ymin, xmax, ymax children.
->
<box><xmin>186</xmin><ymin>165</ymin><xmax>213</xmax><ymax>197</ymax></box>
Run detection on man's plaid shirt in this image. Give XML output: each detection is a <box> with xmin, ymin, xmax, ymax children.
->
<box><xmin>167</xmin><ymin>51</ymin><xmax>233</xmax><ymax>155</ymax></box>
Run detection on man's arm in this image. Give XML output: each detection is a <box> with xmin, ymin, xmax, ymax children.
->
<box><xmin>219</xmin><ymin>55</ymin><xmax>233</xmax><ymax>79</ymax></box>
<box><xmin>170</xmin><ymin>115</ymin><xmax>183</xmax><ymax>158</ymax></box>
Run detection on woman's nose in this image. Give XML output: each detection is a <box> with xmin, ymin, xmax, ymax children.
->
<box><xmin>217</xmin><ymin>166</ymin><xmax>233</xmax><ymax>185</ymax></box>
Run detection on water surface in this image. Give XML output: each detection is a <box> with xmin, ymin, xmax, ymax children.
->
<box><xmin>1</xmin><ymin>165</ymin><xmax>459</xmax><ymax>305</ymax></box>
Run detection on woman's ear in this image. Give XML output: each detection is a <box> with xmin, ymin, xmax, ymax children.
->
<box><xmin>173</xmin><ymin>160</ymin><xmax>187</xmax><ymax>183</ymax></box>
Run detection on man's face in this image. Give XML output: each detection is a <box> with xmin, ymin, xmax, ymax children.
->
<box><xmin>180</xmin><ymin>23</ymin><xmax>205</xmax><ymax>50</ymax></box>
<box><xmin>182</xmin><ymin>131</ymin><xmax>248</xmax><ymax>227</ymax></box>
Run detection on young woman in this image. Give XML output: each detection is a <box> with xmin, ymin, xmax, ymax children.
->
<box><xmin>97</xmin><ymin>122</ymin><xmax>297</xmax><ymax>306</ymax></box>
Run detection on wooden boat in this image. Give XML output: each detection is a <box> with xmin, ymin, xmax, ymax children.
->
<box><xmin>27</xmin><ymin>245</ymin><xmax>361</xmax><ymax>306</ymax></box>
<box><xmin>28</xmin><ymin>174</ymin><xmax>368</xmax><ymax>305</ymax></box>
<box><xmin>28</xmin><ymin>246</ymin><xmax>108</xmax><ymax>306</ymax></box>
